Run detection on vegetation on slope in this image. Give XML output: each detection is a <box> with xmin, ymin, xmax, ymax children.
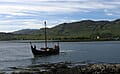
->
<box><xmin>0</xmin><ymin>19</ymin><xmax>120</xmax><ymax>41</ymax></box>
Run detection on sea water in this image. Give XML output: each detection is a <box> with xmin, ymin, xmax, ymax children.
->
<box><xmin>0</xmin><ymin>40</ymin><xmax>120</xmax><ymax>70</ymax></box>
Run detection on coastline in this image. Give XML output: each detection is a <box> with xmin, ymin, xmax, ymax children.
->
<box><xmin>0</xmin><ymin>39</ymin><xmax>119</xmax><ymax>43</ymax></box>
<box><xmin>3</xmin><ymin>62</ymin><xmax>120</xmax><ymax>74</ymax></box>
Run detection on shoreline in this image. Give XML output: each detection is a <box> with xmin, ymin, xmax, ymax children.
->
<box><xmin>0</xmin><ymin>39</ymin><xmax>120</xmax><ymax>43</ymax></box>
<box><xmin>2</xmin><ymin>62</ymin><xmax>120</xmax><ymax>74</ymax></box>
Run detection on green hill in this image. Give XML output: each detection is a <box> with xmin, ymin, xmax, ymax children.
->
<box><xmin>47</xmin><ymin>19</ymin><xmax>120</xmax><ymax>40</ymax></box>
<box><xmin>1</xmin><ymin>19</ymin><xmax>120</xmax><ymax>41</ymax></box>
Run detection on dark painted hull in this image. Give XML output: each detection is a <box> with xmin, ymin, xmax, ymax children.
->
<box><xmin>31</xmin><ymin>45</ymin><xmax>59</xmax><ymax>56</ymax></box>
<box><xmin>30</xmin><ymin>21</ymin><xmax>60</xmax><ymax>56</ymax></box>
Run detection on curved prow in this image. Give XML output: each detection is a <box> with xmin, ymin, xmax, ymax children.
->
<box><xmin>30</xmin><ymin>42</ymin><xmax>33</xmax><ymax>49</ymax></box>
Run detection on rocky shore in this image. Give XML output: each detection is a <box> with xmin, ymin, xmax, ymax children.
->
<box><xmin>5</xmin><ymin>62</ymin><xmax>119</xmax><ymax>74</ymax></box>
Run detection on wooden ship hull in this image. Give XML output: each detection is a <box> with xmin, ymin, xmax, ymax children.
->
<box><xmin>30</xmin><ymin>21</ymin><xmax>60</xmax><ymax>56</ymax></box>
<box><xmin>30</xmin><ymin>44</ymin><xmax>60</xmax><ymax>56</ymax></box>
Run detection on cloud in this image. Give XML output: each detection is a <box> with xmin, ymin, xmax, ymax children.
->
<box><xmin>106</xmin><ymin>13</ymin><xmax>113</xmax><ymax>16</ymax></box>
<box><xmin>0</xmin><ymin>0</ymin><xmax>120</xmax><ymax>32</ymax></box>
<box><xmin>0</xmin><ymin>24</ymin><xmax>19</xmax><ymax>32</ymax></box>
<box><xmin>0</xmin><ymin>1</ymin><xmax>119</xmax><ymax>16</ymax></box>
<box><xmin>0</xmin><ymin>19</ymin><xmax>57</xmax><ymax>32</ymax></box>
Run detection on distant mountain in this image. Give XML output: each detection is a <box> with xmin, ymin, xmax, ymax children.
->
<box><xmin>49</xmin><ymin>20</ymin><xmax>111</xmax><ymax>36</ymax></box>
<box><xmin>12</xmin><ymin>29</ymin><xmax>39</xmax><ymax>34</ymax></box>
<box><xmin>11</xmin><ymin>19</ymin><xmax>120</xmax><ymax>40</ymax></box>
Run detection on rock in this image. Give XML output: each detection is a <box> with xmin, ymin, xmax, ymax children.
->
<box><xmin>9</xmin><ymin>62</ymin><xmax>120</xmax><ymax>74</ymax></box>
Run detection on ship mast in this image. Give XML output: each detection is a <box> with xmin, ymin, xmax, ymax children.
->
<box><xmin>44</xmin><ymin>21</ymin><xmax>47</xmax><ymax>48</ymax></box>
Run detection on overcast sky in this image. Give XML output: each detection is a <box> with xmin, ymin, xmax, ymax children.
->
<box><xmin>0</xmin><ymin>0</ymin><xmax>120</xmax><ymax>32</ymax></box>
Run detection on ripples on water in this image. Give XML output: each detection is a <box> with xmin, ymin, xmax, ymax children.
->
<box><xmin>0</xmin><ymin>41</ymin><xmax>120</xmax><ymax>70</ymax></box>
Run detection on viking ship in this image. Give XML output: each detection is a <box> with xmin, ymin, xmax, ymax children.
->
<box><xmin>30</xmin><ymin>21</ymin><xmax>60</xmax><ymax>56</ymax></box>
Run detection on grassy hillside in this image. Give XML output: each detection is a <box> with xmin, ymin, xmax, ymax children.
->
<box><xmin>0</xmin><ymin>33</ymin><xmax>16</xmax><ymax>40</ymax></box>
<box><xmin>1</xmin><ymin>19</ymin><xmax>120</xmax><ymax>41</ymax></box>
<box><xmin>46</xmin><ymin>19</ymin><xmax>120</xmax><ymax>40</ymax></box>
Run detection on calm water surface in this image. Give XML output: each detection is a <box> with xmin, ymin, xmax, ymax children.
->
<box><xmin>0</xmin><ymin>41</ymin><xmax>120</xmax><ymax>70</ymax></box>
